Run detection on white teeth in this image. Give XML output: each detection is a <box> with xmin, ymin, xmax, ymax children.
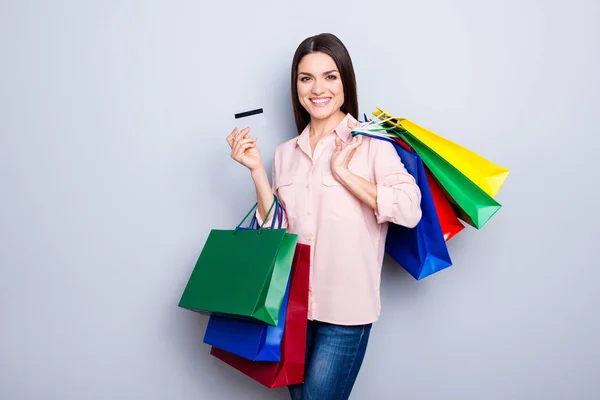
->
<box><xmin>312</xmin><ymin>99</ymin><xmax>330</xmax><ymax>104</ymax></box>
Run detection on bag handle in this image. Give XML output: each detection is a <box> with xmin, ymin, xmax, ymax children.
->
<box><xmin>248</xmin><ymin>198</ymin><xmax>284</xmax><ymax>230</ymax></box>
<box><xmin>234</xmin><ymin>196</ymin><xmax>279</xmax><ymax>234</ymax></box>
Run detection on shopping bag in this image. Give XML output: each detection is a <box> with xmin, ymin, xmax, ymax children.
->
<box><xmin>395</xmin><ymin>139</ymin><xmax>465</xmax><ymax>241</ymax></box>
<box><xmin>352</xmin><ymin>120</ymin><xmax>502</xmax><ymax>229</ymax></box>
<box><xmin>425</xmin><ymin>167</ymin><xmax>465</xmax><ymax>241</ymax></box>
<box><xmin>384</xmin><ymin>140</ymin><xmax>453</xmax><ymax>280</ymax></box>
<box><xmin>204</xmin><ymin>279</ymin><xmax>290</xmax><ymax>361</ymax></box>
<box><xmin>211</xmin><ymin>243</ymin><xmax>311</xmax><ymax>388</ymax></box>
<box><xmin>373</xmin><ymin>107</ymin><xmax>510</xmax><ymax>198</ymax></box>
<box><xmin>203</xmin><ymin>206</ymin><xmax>290</xmax><ymax>362</ymax></box>
<box><xmin>178</xmin><ymin>197</ymin><xmax>297</xmax><ymax>326</ymax></box>
<box><xmin>394</xmin><ymin>130</ymin><xmax>501</xmax><ymax>229</ymax></box>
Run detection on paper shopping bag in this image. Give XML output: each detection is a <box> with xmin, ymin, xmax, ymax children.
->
<box><xmin>354</xmin><ymin>116</ymin><xmax>502</xmax><ymax>228</ymax></box>
<box><xmin>178</xmin><ymin>198</ymin><xmax>297</xmax><ymax>326</ymax></box>
<box><xmin>203</xmin><ymin>278</ymin><xmax>290</xmax><ymax>361</ymax></box>
<box><xmin>211</xmin><ymin>243</ymin><xmax>311</xmax><ymax>388</ymax></box>
<box><xmin>384</xmin><ymin>140</ymin><xmax>453</xmax><ymax>280</ymax></box>
<box><xmin>395</xmin><ymin>138</ymin><xmax>465</xmax><ymax>241</ymax></box>
<box><xmin>394</xmin><ymin>130</ymin><xmax>502</xmax><ymax>229</ymax></box>
<box><xmin>373</xmin><ymin>107</ymin><xmax>510</xmax><ymax>198</ymax></box>
<box><xmin>203</xmin><ymin>207</ymin><xmax>290</xmax><ymax>362</ymax></box>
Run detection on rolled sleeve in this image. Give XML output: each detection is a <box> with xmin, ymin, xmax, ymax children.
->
<box><xmin>254</xmin><ymin>203</ymin><xmax>288</xmax><ymax>229</ymax></box>
<box><xmin>373</xmin><ymin>140</ymin><xmax>422</xmax><ymax>228</ymax></box>
<box><xmin>254</xmin><ymin>207</ymin><xmax>272</xmax><ymax>227</ymax></box>
<box><xmin>375</xmin><ymin>184</ymin><xmax>394</xmax><ymax>222</ymax></box>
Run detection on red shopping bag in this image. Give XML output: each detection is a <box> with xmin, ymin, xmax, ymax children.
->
<box><xmin>395</xmin><ymin>138</ymin><xmax>465</xmax><ymax>241</ymax></box>
<box><xmin>425</xmin><ymin>168</ymin><xmax>465</xmax><ymax>241</ymax></box>
<box><xmin>210</xmin><ymin>243</ymin><xmax>310</xmax><ymax>389</ymax></box>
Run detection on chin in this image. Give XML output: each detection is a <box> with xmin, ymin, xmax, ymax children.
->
<box><xmin>309</xmin><ymin>109</ymin><xmax>333</xmax><ymax>120</ymax></box>
<box><xmin>304</xmin><ymin>102</ymin><xmax>342</xmax><ymax>120</ymax></box>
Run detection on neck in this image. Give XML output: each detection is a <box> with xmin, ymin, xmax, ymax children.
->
<box><xmin>309</xmin><ymin>110</ymin><xmax>346</xmax><ymax>140</ymax></box>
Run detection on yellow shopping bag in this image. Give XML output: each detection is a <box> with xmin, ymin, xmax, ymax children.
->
<box><xmin>373</xmin><ymin>107</ymin><xmax>510</xmax><ymax>198</ymax></box>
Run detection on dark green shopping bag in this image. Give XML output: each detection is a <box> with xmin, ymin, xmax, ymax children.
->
<box><xmin>178</xmin><ymin>198</ymin><xmax>298</xmax><ymax>326</ymax></box>
<box><xmin>390</xmin><ymin>127</ymin><xmax>502</xmax><ymax>229</ymax></box>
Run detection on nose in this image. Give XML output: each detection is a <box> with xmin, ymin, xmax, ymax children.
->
<box><xmin>311</xmin><ymin>78</ymin><xmax>325</xmax><ymax>95</ymax></box>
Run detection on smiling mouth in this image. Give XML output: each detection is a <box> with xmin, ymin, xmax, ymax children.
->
<box><xmin>310</xmin><ymin>98</ymin><xmax>331</xmax><ymax>107</ymax></box>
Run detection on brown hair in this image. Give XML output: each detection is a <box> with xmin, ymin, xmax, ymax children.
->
<box><xmin>290</xmin><ymin>33</ymin><xmax>359</xmax><ymax>134</ymax></box>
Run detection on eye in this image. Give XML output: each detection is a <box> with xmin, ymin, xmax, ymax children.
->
<box><xmin>326</xmin><ymin>75</ymin><xmax>338</xmax><ymax>80</ymax></box>
<box><xmin>300</xmin><ymin>76</ymin><xmax>311</xmax><ymax>82</ymax></box>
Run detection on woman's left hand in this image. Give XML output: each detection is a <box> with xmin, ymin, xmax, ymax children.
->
<box><xmin>330</xmin><ymin>133</ymin><xmax>363</xmax><ymax>182</ymax></box>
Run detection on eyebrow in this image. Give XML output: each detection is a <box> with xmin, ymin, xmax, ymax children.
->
<box><xmin>298</xmin><ymin>69</ymin><xmax>339</xmax><ymax>77</ymax></box>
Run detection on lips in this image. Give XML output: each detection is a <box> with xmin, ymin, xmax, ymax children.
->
<box><xmin>310</xmin><ymin>97</ymin><xmax>331</xmax><ymax>107</ymax></box>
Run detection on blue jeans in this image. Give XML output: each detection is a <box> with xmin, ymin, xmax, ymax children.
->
<box><xmin>288</xmin><ymin>320</ymin><xmax>372</xmax><ymax>400</ymax></box>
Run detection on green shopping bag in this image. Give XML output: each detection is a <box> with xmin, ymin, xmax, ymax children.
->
<box><xmin>178</xmin><ymin>198</ymin><xmax>298</xmax><ymax>326</ymax></box>
<box><xmin>393</xmin><ymin>127</ymin><xmax>501</xmax><ymax>229</ymax></box>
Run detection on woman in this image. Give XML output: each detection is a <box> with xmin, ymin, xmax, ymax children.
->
<box><xmin>226</xmin><ymin>33</ymin><xmax>422</xmax><ymax>400</ymax></box>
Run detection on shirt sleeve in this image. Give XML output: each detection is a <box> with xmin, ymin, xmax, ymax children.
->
<box><xmin>254</xmin><ymin>150</ymin><xmax>289</xmax><ymax>229</ymax></box>
<box><xmin>372</xmin><ymin>139</ymin><xmax>422</xmax><ymax>228</ymax></box>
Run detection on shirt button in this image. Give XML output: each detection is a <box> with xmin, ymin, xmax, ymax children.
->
<box><xmin>307</xmin><ymin>236</ymin><xmax>313</xmax><ymax>242</ymax></box>
<box><xmin>307</xmin><ymin>211</ymin><xmax>311</xmax><ymax>216</ymax></box>
<box><xmin>306</xmin><ymin>184</ymin><xmax>309</xmax><ymax>189</ymax></box>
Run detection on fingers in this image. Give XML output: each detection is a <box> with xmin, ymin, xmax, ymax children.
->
<box><xmin>227</xmin><ymin>126</ymin><xmax>251</xmax><ymax>148</ymax></box>
<box><xmin>335</xmin><ymin>137</ymin><xmax>342</xmax><ymax>152</ymax></box>
<box><xmin>233</xmin><ymin>143</ymin><xmax>257</xmax><ymax>161</ymax></box>
<box><xmin>336</xmin><ymin>135</ymin><xmax>362</xmax><ymax>165</ymax></box>
<box><xmin>232</xmin><ymin>137</ymin><xmax>257</xmax><ymax>156</ymax></box>
<box><xmin>233</xmin><ymin>128</ymin><xmax>251</xmax><ymax>150</ymax></box>
<box><xmin>344</xmin><ymin>134</ymin><xmax>363</xmax><ymax>152</ymax></box>
<box><xmin>226</xmin><ymin>127</ymin><xmax>238</xmax><ymax>147</ymax></box>
<box><xmin>347</xmin><ymin>119</ymin><xmax>360</xmax><ymax>129</ymax></box>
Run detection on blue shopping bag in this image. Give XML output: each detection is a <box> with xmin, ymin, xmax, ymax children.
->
<box><xmin>202</xmin><ymin>201</ymin><xmax>290</xmax><ymax>361</ymax></box>
<box><xmin>203</xmin><ymin>279</ymin><xmax>290</xmax><ymax>361</ymax></box>
<box><xmin>386</xmin><ymin>142</ymin><xmax>453</xmax><ymax>279</ymax></box>
<box><xmin>353</xmin><ymin>128</ymin><xmax>452</xmax><ymax>280</ymax></box>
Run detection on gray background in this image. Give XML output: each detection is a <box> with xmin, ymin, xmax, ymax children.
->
<box><xmin>1</xmin><ymin>0</ymin><xmax>599</xmax><ymax>399</ymax></box>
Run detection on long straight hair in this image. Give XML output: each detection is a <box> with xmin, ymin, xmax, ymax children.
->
<box><xmin>290</xmin><ymin>33</ymin><xmax>359</xmax><ymax>134</ymax></box>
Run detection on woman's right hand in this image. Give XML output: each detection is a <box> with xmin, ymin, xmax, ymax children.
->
<box><xmin>226</xmin><ymin>126</ymin><xmax>264</xmax><ymax>172</ymax></box>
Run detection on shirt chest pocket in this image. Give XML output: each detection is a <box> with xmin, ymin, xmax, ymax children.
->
<box><xmin>320</xmin><ymin>168</ymin><xmax>371</xmax><ymax>219</ymax></box>
<box><xmin>321</xmin><ymin>167</ymin><xmax>370</xmax><ymax>186</ymax></box>
<box><xmin>275</xmin><ymin>173</ymin><xmax>298</xmax><ymax>218</ymax></box>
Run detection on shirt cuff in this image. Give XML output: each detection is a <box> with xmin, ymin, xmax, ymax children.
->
<box><xmin>375</xmin><ymin>184</ymin><xmax>394</xmax><ymax>224</ymax></box>
<box><xmin>254</xmin><ymin>208</ymin><xmax>274</xmax><ymax>228</ymax></box>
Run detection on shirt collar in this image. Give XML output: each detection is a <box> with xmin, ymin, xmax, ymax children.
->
<box><xmin>295</xmin><ymin>113</ymin><xmax>358</xmax><ymax>148</ymax></box>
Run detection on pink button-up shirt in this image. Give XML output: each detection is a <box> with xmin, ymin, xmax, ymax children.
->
<box><xmin>259</xmin><ymin>113</ymin><xmax>422</xmax><ymax>325</ymax></box>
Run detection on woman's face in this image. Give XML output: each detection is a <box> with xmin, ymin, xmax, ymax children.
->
<box><xmin>296</xmin><ymin>52</ymin><xmax>345</xmax><ymax>121</ymax></box>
